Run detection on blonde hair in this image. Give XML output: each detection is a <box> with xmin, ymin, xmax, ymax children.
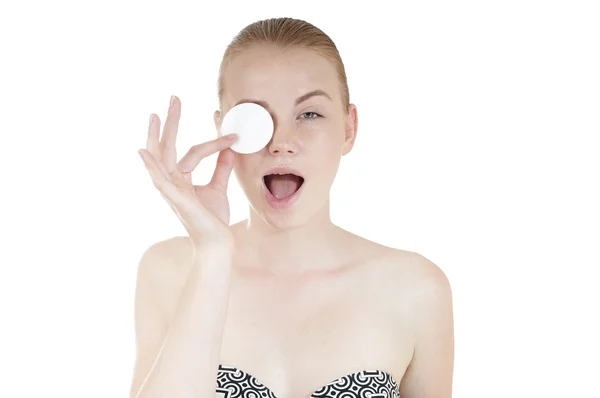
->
<box><xmin>217</xmin><ymin>17</ymin><xmax>350</xmax><ymax>113</ymax></box>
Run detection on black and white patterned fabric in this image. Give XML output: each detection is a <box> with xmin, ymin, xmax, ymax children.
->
<box><xmin>216</xmin><ymin>364</ymin><xmax>400</xmax><ymax>398</ymax></box>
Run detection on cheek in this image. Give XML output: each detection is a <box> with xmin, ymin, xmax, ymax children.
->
<box><xmin>309</xmin><ymin>127</ymin><xmax>346</xmax><ymax>154</ymax></box>
<box><xmin>311</xmin><ymin>139</ymin><xmax>342</xmax><ymax>170</ymax></box>
<box><xmin>233</xmin><ymin>155</ymin><xmax>260</xmax><ymax>181</ymax></box>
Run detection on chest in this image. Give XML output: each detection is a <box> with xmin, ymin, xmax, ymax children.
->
<box><xmin>216</xmin><ymin>264</ymin><xmax>413</xmax><ymax>398</ymax></box>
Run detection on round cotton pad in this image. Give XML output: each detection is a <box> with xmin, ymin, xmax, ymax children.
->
<box><xmin>220</xmin><ymin>103</ymin><xmax>274</xmax><ymax>154</ymax></box>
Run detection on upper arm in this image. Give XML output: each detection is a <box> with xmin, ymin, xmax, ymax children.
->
<box><xmin>400</xmin><ymin>254</ymin><xmax>454</xmax><ymax>398</ymax></box>
<box><xmin>129</xmin><ymin>237</ymin><xmax>190</xmax><ymax>398</ymax></box>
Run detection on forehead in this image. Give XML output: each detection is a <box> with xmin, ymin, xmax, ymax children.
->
<box><xmin>222</xmin><ymin>45</ymin><xmax>339</xmax><ymax>108</ymax></box>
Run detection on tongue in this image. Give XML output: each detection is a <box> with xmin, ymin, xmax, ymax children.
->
<box><xmin>268</xmin><ymin>174</ymin><xmax>301</xmax><ymax>199</ymax></box>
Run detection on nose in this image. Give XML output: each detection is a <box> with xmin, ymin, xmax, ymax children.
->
<box><xmin>267</xmin><ymin>128</ymin><xmax>297</xmax><ymax>156</ymax></box>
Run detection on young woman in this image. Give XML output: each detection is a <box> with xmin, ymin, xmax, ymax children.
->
<box><xmin>133</xmin><ymin>17</ymin><xmax>454</xmax><ymax>398</ymax></box>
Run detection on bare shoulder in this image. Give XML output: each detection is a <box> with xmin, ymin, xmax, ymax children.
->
<box><xmin>359</xmin><ymin>241</ymin><xmax>454</xmax><ymax>396</ymax></box>
<box><xmin>349</xmin><ymin>236</ymin><xmax>452</xmax><ymax>317</ymax></box>
<box><xmin>134</xmin><ymin>236</ymin><xmax>195</xmax><ymax>313</ymax></box>
<box><xmin>390</xmin><ymin>249</ymin><xmax>451</xmax><ymax>295</ymax></box>
<box><xmin>396</xmin><ymin>251</ymin><xmax>454</xmax><ymax>397</ymax></box>
<box><xmin>137</xmin><ymin>236</ymin><xmax>194</xmax><ymax>278</ymax></box>
<box><xmin>138</xmin><ymin>235</ymin><xmax>193</xmax><ymax>266</ymax></box>
<box><xmin>130</xmin><ymin>236</ymin><xmax>195</xmax><ymax>398</ymax></box>
<box><xmin>367</xmin><ymin>244</ymin><xmax>454</xmax><ymax>397</ymax></box>
<box><xmin>359</xmin><ymin>238</ymin><xmax>451</xmax><ymax>294</ymax></box>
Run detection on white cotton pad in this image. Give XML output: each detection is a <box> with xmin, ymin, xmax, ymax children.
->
<box><xmin>219</xmin><ymin>103</ymin><xmax>274</xmax><ymax>154</ymax></box>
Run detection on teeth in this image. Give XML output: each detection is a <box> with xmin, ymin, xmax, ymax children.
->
<box><xmin>265</xmin><ymin>172</ymin><xmax>303</xmax><ymax>177</ymax></box>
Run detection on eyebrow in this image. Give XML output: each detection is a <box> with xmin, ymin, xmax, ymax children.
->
<box><xmin>234</xmin><ymin>89</ymin><xmax>332</xmax><ymax>110</ymax></box>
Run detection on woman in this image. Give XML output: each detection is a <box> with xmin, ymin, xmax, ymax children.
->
<box><xmin>133</xmin><ymin>17</ymin><xmax>454</xmax><ymax>398</ymax></box>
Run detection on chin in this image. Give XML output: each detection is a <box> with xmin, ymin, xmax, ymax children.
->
<box><xmin>248</xmin><ymin>194</ymin><xmax>309</xmax><ymax>231</ymax></box>
<box><xmin>245</xmin><ymin>184</ymin><xmax>318</xmax><ymax>231</ymax></box>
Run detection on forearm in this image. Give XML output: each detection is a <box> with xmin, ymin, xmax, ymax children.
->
<box><xmin>135</xmin><ymin>247</ymin><xmax>233</xmax><ymax>398</ymax></box>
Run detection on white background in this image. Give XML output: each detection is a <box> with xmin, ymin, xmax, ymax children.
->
<box><xmin>1</xmin><ymin>0</ymin><xmax>598</xmax><ymax>397</ymax></box>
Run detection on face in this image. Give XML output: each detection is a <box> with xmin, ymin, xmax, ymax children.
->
<box><xmin>214</xmin><ymin>44</ymin><xmax>358</xmax><ymax>229</ymax></box>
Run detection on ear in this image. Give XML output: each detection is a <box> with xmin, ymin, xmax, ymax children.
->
<box><xmin>213</xmin><ymin>110</ymin><xmax>222</xmax><ymax>137</ymax></box>
<box><xmin>342</xmin><ymin>103</ymin><xmax>358</xmax><ymax>156</ymax></box>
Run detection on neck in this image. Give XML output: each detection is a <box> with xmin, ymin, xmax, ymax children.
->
<box><xmin>236</xmin><ymin>200</ymin><xmax>345</xmax><ymax>272</ymax></box>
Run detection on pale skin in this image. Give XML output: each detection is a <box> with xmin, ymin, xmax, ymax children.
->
<box><xmin>133</xmin><ymin>44</ymin><xmax>454</xmax><ymax>398</ymax></box>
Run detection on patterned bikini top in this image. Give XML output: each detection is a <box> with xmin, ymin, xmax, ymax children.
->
<box><xmin>216</xmin><ymin>364</ymin><xmax>401</xmax><ymax>398</ymax></box>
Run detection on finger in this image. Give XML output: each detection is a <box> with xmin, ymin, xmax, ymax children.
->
<box><xmin>159</xmin><ymin>95</ymin><xmax>181</xmax><ymax>174</ymax></box>
<box><xmin>144</xmin><ymin>118</ymin><xmax>170</xmax><ymax>178</ymax></box>
<box><xmin>139</xmin><ymin>149</ymin><xmax>214</xmax><ymax>234</ymax></box>
<box><xmin>139</xmin><ymin>148</ymin><xmax>190</xmax><ymax>208</ymax></box>
<box><xmin>139</xmin><ymin>148</ymin><xmax>170</xmax><ymax>187</ymax></box>
<box><xmin>147</xmin><ymin>114</ymin><xmax>161</xmax><ymax>161</ymax></box>
<box><xmin>209</xmin><ymin>148</ymin><xmax>236</xmax><ymax>193</ymax></box>
<box><xmin>177</xmin><ymin>133</ymin><xmax>237</xmax><ymax>173</ymax></box>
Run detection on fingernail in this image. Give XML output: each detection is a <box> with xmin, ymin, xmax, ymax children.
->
<box><xmin>225</xmin><ymin>133</ymin><xmax>237</xmax><ymax>139</ymax></box>
<box><xmin>170</xmin><ymin>96</ymin><xmax>175</xmax><ymax>108</ymax></box>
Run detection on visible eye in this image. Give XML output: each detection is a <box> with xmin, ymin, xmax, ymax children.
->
<box><xmin>299</xmin><ymin>111</ymin><xmax>322</xmax><ymax>120</ymax></box>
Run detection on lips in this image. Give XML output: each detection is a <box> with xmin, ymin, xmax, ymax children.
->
<box><xmin>261</xmin><ymin>166</ymin><xmax>305</xmax><ymax>209</ymax></box>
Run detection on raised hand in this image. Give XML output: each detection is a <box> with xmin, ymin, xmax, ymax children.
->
<box><xmin>138</xmin><ymin>95</ymin><xmax>238</xmax><ymax>249</ymax></box>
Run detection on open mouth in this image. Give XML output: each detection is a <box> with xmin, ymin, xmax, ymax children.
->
<box><xmin>263</xmin><ymin>173</ymin><xmax>305</xmax><ymax>200</ymax></box>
